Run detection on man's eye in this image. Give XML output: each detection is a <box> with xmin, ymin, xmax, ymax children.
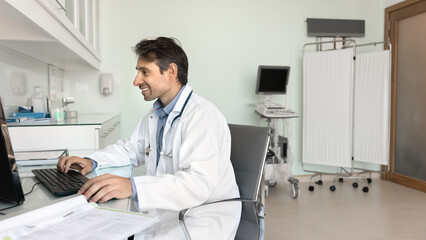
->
<box><xmin>143</xmin><ymin>71</ymin><xmax>148</xmax><ymax>76</ymax></box>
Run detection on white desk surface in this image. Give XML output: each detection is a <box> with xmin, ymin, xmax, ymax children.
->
<box><xmin>0</xmin><ymin>149</ymin><xmax>143</xmax><ymax>221</ymax></box>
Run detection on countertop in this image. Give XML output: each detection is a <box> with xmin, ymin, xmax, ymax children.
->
<box><xmin>8</xmin><ymin>113</ymin><xmax>120</xmax><ymax>127</ymax></box>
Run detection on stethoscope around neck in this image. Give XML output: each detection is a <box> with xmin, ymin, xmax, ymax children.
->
<box><xmin>144</xmin><ymin>147</ymin><xmax>172</xmax><ymax>158</ymax></box>
<box><xmin>144</xmin><ymin>90</ymin><xmax>193</xmax><ymax>159</ymax></box>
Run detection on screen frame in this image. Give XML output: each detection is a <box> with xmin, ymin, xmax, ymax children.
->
<box><xmin>0</xmin><ymin>97</ymin><xmax>25</xmax><ymax>204</ymax></box>
<box><xmin>255</xmin><ymin>65</ymin><xmax>290</xmax><ymax>95</ymax></box>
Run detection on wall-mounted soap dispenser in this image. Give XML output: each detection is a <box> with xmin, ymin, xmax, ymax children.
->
<box><xmin>11</xmin><ymin>72</ymin><xmax>27</xmax><ymax>96</ymax></box>
<box><xmin>100</xmin><ymin>73</ymin><xmax>113</xmax><ymax>96</ymax></box>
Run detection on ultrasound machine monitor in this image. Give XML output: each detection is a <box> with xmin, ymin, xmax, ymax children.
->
<box><xmin>0</xmin><ymin>97</ymin><xmax>25</xmax><ymax>204</ymax></box>
<box><xmin>255</xmin><ymin>65</ymin><xmax>290</xmax><ymax>95</ymax></box>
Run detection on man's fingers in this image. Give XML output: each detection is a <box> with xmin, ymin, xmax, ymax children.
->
<box><xmin>78</xmin><ymin>176</ymin><xmax>101</xmax><ymax>196</ymax></box>
<box><xmin>63</xmin><ymin>159</ymin><xmax>75</xmax><ymax>173</ymax></box>
<box><xmin>78</xmin><ymin>174</ymin><xmax>132</xmax><ymax>203</ymax></box>
<box><xmin>80</xmin><ymin>166</ymin><xmax>90</xmax><ymax>176</ymax></box>
<box><xmin>98</xmin><ymin>191</ymin><xmax>116</xmax><ymax>203</ymax></box>
<box><xmin>89</xmin><ymin>185</ymin><xmax>114</xmax><ymax>203</ymax></box>
<box><xmin>57</xmin><ymin>156</ymin><xmax>70</xmax><ymax>172</ymax></box>
<box><xmin>70</xmin><ymin>163</ymin><xmax>83</xmax><ymax>171</ymax></box>
<box><xmin>79</xmin><ymin>174</ymin><xmax>112</xmax><ymax>198</ymax></box>
<box><xmin>58</xmin><ymin>157</ymin><xmax>92</xmax><ymax>174</ymax></box>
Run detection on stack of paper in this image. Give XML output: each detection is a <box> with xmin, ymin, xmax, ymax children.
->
<box><xmin>0</xmin><ymin>195</ymin><xmax>159</xmax><ymax>240</ymax></box>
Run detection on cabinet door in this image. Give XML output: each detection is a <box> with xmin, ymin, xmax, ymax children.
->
<box><xmin>64</xmin><ymin>0</ymin><xmax>100</xmax><ymax>54</ymax></box>
<box><xmin>1</xmin><ymin>0</ymin><xmax>101</xmax><ymax>69</ymax></box>
<box><xmin>8</xmin><ymin>125</ymin><xmax>99</xmax><ymax>151</ymax></box>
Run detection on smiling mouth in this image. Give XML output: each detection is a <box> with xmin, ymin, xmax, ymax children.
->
<box><xmin>140</xmin><ymin>86</ymin><xmax>149</xmax><ymax>93</ymax></box>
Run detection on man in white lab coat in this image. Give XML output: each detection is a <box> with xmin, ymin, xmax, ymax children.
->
<box><xmin>58</xmin><ymin>37</ymin><xmax>241</xmax><ymax>239</ymax></box>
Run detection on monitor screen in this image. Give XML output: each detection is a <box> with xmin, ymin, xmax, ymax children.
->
<box><xmin>0</xmin><ymin>97</ymin><xmax>25</xmax><ymax>204</ymax></box>
<box><xmin>255</xmin><ymin>66</ymin><xmax>290</xmax><ymax>95</ymax></box>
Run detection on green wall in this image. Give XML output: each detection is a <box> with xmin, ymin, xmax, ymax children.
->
<box><xmin>100</xmin><ymin>0</ymin><xmax>385</xmax><ymax>175</ymax></box>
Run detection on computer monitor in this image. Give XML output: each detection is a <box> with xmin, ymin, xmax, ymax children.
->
<box><xmin>0</xmin><ymin>97</ymin><xmax>25</xmax><ymax>204</ymax></box>
<box><xmin>255</xmin><ymin>65</ymin><xmax>290</xmax><ymax>95</ymax></box>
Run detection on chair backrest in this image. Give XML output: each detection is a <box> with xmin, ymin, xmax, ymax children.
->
<box><xmin>228</xmin><ymin>124</ymin><xmax>270</xmax><ymax>240</ymax></box>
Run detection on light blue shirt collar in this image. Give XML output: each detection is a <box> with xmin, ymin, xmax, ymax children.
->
<box><xmin>153</xmin><ymin>85</ymin><xmax>186</xmax><ymax>118</ymax></box>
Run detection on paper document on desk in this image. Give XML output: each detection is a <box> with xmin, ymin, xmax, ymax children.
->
<box><xmin>0</xmin><ymin>195</ymin><xmax>159</xmax><ymax>240</ymax></box>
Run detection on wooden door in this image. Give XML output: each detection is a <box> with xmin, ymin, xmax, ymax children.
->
<box><xmin>385</xmin><ymin>0</ymin><xmax>426</xmax><ymax>192</ymax></box>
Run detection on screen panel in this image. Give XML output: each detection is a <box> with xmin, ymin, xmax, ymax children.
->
<box><xmin>302</xmin><ymin>49</ymin><xmax>354</xmax><ymax>168</ymax></box>
<box><xmin>0</xmin><ymin>97</ymin><xmax>25</xmax><ymax>203</ymax></box>
<box><xmin>255</xmin><ymin>66</ymin><xmax>289</xmax><ymax>95</ymax></box>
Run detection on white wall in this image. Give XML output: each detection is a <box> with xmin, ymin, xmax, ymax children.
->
<box><xmin>383</xmin><ymin>0</ymin><xmax>405</xmax><ymax>8</ymax></box>
<box><xmin>0</xmin><ymin>45</ymin><xmax>48</xmax><ymax>117</ymax></box>
<box><xmin>100</xmin><ymin>0</ymin><xmax>385</xmax><ymax>175</ymax></box>
<box><xmin>0</xmin><ymin>44</ymin><xmax>121</xmax><ymax>118</ymax></box>
<box><xmin>63</xmin><ymin>70</ymin><xmax>121</xmax><ymax>114</ymax></box>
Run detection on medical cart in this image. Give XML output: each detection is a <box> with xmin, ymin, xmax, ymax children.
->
<box><xmin>255</xmin><ymin>109</ymin><xmax>300</xmax><ymax>199</ymax></box>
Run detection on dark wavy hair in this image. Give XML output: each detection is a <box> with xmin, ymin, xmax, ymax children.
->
<box><xmin>134</xmin><ymin>37</ymin><xmax>188</xmax><ymax>85</ymax></box>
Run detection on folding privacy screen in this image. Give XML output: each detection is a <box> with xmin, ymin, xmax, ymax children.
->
<box><xmin>302</xmin><ymin>40</ymin><xmax>391</xmax><ymax>171</ymax></box>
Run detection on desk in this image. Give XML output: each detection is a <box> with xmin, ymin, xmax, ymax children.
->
<box><xmin>0</xmin><ymin>151</ymin><xmax>137</xmax><ymax>220</ymax></box>
<box><xmin>0</xmin><ymin>164</ymin><xmax>159</xmax><ymax>240</ymax></box>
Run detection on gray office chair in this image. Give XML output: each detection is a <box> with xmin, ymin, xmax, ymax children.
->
<box><xmin>179</xmin><ymin>124</ymin><xmax>270</xmax><ymax>240</ymax></box>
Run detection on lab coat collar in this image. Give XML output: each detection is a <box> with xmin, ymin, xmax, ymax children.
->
<box><xmin>171</xmin><ymin>85</ymin><xmax>192</xmax><ymax>114</ymax></box>
<box><xmin>170</xmin><ymin>85</ymin><xmax>193</xmax><ymax>127</ymax></box>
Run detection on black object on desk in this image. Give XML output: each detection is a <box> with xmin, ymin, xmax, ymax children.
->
<box><xmin>0</xmin><ymin>98</ymin><xmax>25</xmax><ymax>204</ymax></box>
<box><xmin>32</xmin><ymin>168</ymin><xmax>88</xmax><ymax>196</ymax></box>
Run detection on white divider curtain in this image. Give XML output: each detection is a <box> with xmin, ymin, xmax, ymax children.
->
<box><xmin>353</xmin><ymin>50</ymin><xmax>391</xmax><ymax>165</ymax></box>
<box><xmin>302</xmin><ymin>48</ymin><xmax>354</xmax><ymax>168</ymax></box>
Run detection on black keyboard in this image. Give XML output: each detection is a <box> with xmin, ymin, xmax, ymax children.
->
<box><xmin>32</xmin><ymin>168</ymin><xmax>89</xmax><ymax>196</ymax></box>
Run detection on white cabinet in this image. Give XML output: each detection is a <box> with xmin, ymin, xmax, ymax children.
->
<box><xmin>0</xmin><ymin>0</ymin><xmax>101</xmax><ymax>70</ymax></box>
<box><xmin>8</xmin><ymin>114</ymin><xmax>120</xmax><ymax>151</ymax></box>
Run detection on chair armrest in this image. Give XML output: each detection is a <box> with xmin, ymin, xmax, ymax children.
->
<box><xmin>179</xmin><ymin>198</ymin><xmax>261</xmax><ymax>221</ymax></box>
<box><xmin>179</xmin><ymin>198</ymin><xmax>264</xmax><ymax>240</ymax></box>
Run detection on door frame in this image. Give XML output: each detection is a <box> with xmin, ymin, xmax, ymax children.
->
<box><xmin>383</xmin><ymin>0</ymin><xmax>426</xmax><ymax>192</ymax></box>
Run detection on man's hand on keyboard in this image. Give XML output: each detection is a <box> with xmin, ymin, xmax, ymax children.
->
<box><xmin>57</xmin><ymin>156</ymin><xmax>93</xmax><ymax>176</ymax></box>
<box><xmin>78</xmin><ymin>174</ymin><xmax>132</xmax><ymax>203</ymax></box>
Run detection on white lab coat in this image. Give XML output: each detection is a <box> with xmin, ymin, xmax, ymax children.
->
<box><xmin>88</xmin><ymin>85</ymin><xmax>241</xmax><ymax>239</ymax></box>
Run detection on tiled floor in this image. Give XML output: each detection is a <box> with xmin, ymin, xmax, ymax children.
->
<box><xmin>264</xmin><ymin>178</ymin><xmax>426</xmax><ymax>240</ymax></box>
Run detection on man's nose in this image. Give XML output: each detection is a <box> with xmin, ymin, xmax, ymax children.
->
<box><xmin>133</xmin><ymin>73</ymin><xmax>143</xmax><ymax>86</ymax></box>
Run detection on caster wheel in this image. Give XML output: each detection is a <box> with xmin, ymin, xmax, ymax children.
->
<box><xmin>352</xmin><ymin>182</ymin><xmax>359</xmax><ymax>188</ymax></box>
<box><xmin>339</xmin><ymin>178</ymin><xmax>344</xmax><ymax>183</ymax></box>
<box><xmin>315</xmin><ymin>180</ymin><xmax>323</xmax><ymax>185</ymax></box>
<box><xmin>309</xmin><ymin>186</ymin><xmax>314</xmax><ymax>191</ymax></box>
<box><xmin>330</xmin><ymin>186</ymin><xmax>336</xmax><ymax>192</ymax></box>
<box><xmin>362</xmin><ymin>187</ymin><xmax>369</xmax><ymax>192</ymax></box>
<box><xmin>291</xmin><ymin>183</ymin><xmax>300</xmax><ymax>199</ymax></box>
<box><xmin>367</xmin><ymin>178</ymin><xmax>372</xmax><ymax>184</ymax></box>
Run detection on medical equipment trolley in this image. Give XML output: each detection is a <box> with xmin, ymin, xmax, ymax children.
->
<box><xmin>255</xmin><ymin>107</ymin><xmax>300</xmax><ymax>199</ymax></box>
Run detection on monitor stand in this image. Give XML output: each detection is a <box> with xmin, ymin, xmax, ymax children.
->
<box><xmin>262</xmin><ymin>95</ymin><xmax>282</xmax><ymax>109</ymax></box>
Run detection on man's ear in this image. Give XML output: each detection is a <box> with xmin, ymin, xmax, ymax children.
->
<box><xmin>167</xmin><ymin>63</ymin><xmax>178</xmax><ymax>79</ymax></box>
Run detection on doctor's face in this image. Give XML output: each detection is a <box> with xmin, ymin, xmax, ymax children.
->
<box><xmin>134</xmin><ymin>58</ymin><xmax>173</xmax><ymax>103</ymax></box>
